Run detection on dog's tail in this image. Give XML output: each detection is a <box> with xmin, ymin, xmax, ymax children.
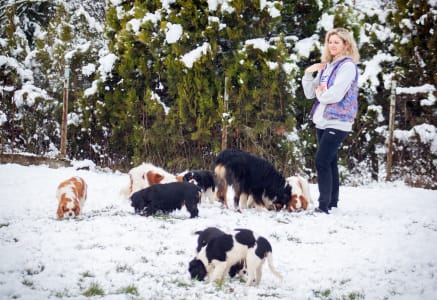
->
<box><xmin>266</xmin><ymin>253</ymin><xmax>283</xmax><ymax>281</ymax></box>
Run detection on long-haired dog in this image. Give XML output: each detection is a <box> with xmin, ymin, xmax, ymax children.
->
<box><xmin>283</xmin><ymin>175</ymin><xmax>314</xmax><ymax>212</ymax></box>
<box><xmin>214</xmin><ymin>149</ymin><xmax>292</xmax><ymax>210</ymax></box>
<box><xmin>56</xmin><ymin>176</ymin><xmax>87</xmax><ymax>219</ymax></box>
<box><xmin>177</xmin><ymin>170</ymin><xmax>217</xmax><ymax>204</ymax></box>
<box><xmin>121</xmin><ymin>163</ymin><xmax>177</xmax><ymax>198</ymax></box>
<box><xmin>189</xmin><ymin>228</ymin><xmax>282</xmax><ymax>286</ymax></box>
<box><xmin>130</xmin><ymin>182</ymin><xmax>201</xmax><ymax>218</ymax></box>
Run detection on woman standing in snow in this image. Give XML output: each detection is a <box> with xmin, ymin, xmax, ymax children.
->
<box><xmin>301</xmin><ymin>27</ymin><xmax>360</xmax><ymax>214</ymax></box>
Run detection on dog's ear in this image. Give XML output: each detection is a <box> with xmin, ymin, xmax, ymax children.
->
<box><xmin>286</xmin><ymin>195</ymin><xmax>297</xmax><ymax>212</ymax></box>
<box><xmin>131</xmin><ymin>193</ymin><xmax>146</xmax><ymax>213</ymax></box>
<box><xmin>73</xmin><ymin>205</ymin><xmax>80</xmax><ymax>217</ymax></box>
<box><xmin>146</xmin><ymin>171</ymin><xmax>164</xmax><ymax>185</ymax></box>
<box><xmin>57</xmin><ymin>203</ymin><xmax>64</xmax><ymax>219</ymax></box>
<box><xmin>300</xmin><ymin>195</ymin><xmax>308</xmax><ymax>210</ymax></box>
<box><xmin>194</xmin><ymin>230</ymin><xmax>203</xmax><ymax>235</ymax></box>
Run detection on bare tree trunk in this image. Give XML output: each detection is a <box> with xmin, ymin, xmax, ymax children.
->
<box><xmin>386</xmin><ymin>80</ymin><xmax>397</xmax><ymax>181</ymax></box>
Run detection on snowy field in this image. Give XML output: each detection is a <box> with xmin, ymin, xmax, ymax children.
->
<box><xmin>0</xmin><ymin>162</ymin><xmax>436</xmax><ymax>300</ymax></box>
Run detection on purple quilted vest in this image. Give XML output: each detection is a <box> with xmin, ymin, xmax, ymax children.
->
<box><xmin>310</xmin><ymin>58</ymin><xmax>358</xmax><ymax>122</ymax></box>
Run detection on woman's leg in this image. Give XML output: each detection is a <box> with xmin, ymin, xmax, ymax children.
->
<box><xmin>330</xmin><ymin>153</ymin><xmax>339</xmax><ymax>209</ymax></box>
<box><xmin>315</xmin><ymin>128</ymin><xmax>348</xmax><ymax>213</ymax></box>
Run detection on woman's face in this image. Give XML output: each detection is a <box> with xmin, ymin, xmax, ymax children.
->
<box><xmin>328</xmin><ymin>34</ymin><xmax>346</xmax><ymax>58</ymax></box>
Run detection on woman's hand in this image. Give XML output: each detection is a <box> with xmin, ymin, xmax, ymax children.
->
<box><xmin>316</xmin><ymin>83</ymin><xmax>327</xmax><ymax>94</ymax></box>
<box><xmin>305</xmin><ymin>63</ymin><xmax>326</xmax><ymax>73</ymax></box>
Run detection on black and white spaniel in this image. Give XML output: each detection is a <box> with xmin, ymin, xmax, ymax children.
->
<box><xmin>193</xmin><ymin>227</ymin><xmax>245</xmax><ymax>278</ymax></box>
<box><xmin>214</xmin><ymin>149</ymin><xmax>292</xmax><ymax>210</ymax></box>
<box><xmin>189</xmin><ymin>228</ymin><xmax>282</xmax><ymax>286</ymax></box>
<box><xmin>177</xmin><ymin>170</ymin><xmax>217</xmax><ymax>204</ymax></box>
<box><xmin>130</xmin><ymin>182</ymin><xmax>201</xmax><ymax>218</ymax></box>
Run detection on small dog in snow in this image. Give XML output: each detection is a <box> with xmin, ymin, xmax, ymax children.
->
<box><xmin>189</xmin><ymin>228</ymin><xmax>282</xmax><ymax>286</ymax></box>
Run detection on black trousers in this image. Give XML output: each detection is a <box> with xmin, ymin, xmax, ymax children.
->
<box><xmin>315</xmin><ymin>128</ymin><xmax>348</xmax><ymax>212</ymax></box>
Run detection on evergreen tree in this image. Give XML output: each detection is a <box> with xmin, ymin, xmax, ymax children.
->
<box><xmin>1</xmin><ymin>0</ymin><xmax>435</xmax><ymax>188</ymax></box>
<box><xmin>279</xmin><ymin>0</ymin><xmax>322</xmax><ymax>38</ymax></box>
<box><xmin>385</xmin><ymin>0</ymin><xmax>437</xmax><ymax>188</ymax></box>
<box><xmin>0</xmin><ymin>2</ymin><xmax>57</xmax><ymax>155</ymax></box>
<box><xmin>387</xmin><ymin>0</ymin><xmax>437</xmax><ymax>128</ymax></box>
<box><xmin>101</xmin><ymin>0</ymin><xmax>298</xmax><ymax>171</ymax></box>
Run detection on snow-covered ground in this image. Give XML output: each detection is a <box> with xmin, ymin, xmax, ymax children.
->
<box><xmin>0</xmin><ymin>163</ymin><xmax>436</xmax><ymax>300</ymax></box>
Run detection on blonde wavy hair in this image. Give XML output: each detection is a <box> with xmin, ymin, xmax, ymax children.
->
<box><xmin>321</xmin><ymin>28</ymin><xmax>360</xmax><ymax>63</ymax></box>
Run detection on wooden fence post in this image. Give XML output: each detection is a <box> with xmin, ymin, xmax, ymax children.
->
<box><xmin>60</xmin><ymin>63</ymin><xmax>70</xmax><ymax>159</ymax></box>
<box><xmin>0</xmin><ymin>91</ymin><xmax>3</xmax><ymax>155</ymax></box>
<box><xmin>11</xmin><ymin>94</ymin><xmax>14</xmax><ymax>154</ymax></box>
<box><xmin>386</xmin><ymin>80</ymin><xmax>397</xmax><ymax>181</ymax></box>
<box><xmin>221</xmin><ymin>76</ymin><xmax>229</xmax><ymax>151</ymax></box>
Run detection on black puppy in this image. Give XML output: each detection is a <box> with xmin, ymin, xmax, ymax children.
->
<box><xmin>130</xmin><ymin>182</ymin><xmax>201</xmax><ymax>218</ymax></box>
<box><xmin>189</xmin><ymin>258</ymin><xmax>207</xmax><ymax>281</ymax></box>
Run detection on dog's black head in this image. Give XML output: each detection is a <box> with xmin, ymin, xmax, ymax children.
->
<box><xmin>194</xmin><ymin>227</ymin><xmax>226</xmax><ymax>253</ymax></box>
<box><xmin>188</xmin><ymin>258</ymin><xmax>207</xmax><ymax>281</ymax></box>
<box><xmin>183</xmin><ymin>171</ymin><xmax>195</xmax><ymax>183</ymax></box>
<box><xmin>274</xmin><ymin>182</ymin><xmax>292</xmax><ymax>210</ymax></box>
<box><xmin>130</xmin><ymin>189</ymin><xmax>148</xmax><ymax>214</ymax></box>
<box><xmin>229</xmin><ymin>261</ymin><xmax>245</xmax><ymax>278</ymax></box>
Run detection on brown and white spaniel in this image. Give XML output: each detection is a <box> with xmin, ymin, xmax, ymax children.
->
<box><xmin>285</xmin><ymin>175</ymin><xmax>314</xmax><ymax>212</ymax></box>
<box><xmin>56</xmin><ymin>176</ymin><xmax>87</xmax><ymax>219</ymax></box>
<box><xmin>121</xmin><ymin>163</ymin><xmax>177</xmax><ymax>198</ymax></box>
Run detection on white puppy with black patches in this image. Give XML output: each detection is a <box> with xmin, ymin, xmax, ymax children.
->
<box><xmin>189</xmin><ymin>228</ymin><xmax>282</xmax><ymax>286</ymax></box>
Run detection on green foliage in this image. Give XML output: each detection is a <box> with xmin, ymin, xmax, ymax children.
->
<box><xmin>21</xmin><ymin>280</ymin><xmax>34</xmax><ymax>288</ymax></box>
<box><xmin>388</xmin><ymin>0</ymin><xmax>436</xmax><ymax>87</ymax></box>
<box><xmin>82</xmin><ymin>282</ymin><xmax>104</xmax><ymax>297</ymax></box>
<box><xmin>342</xmin><ymin>104</ymin><xmax>385</xmax><ymax>183</ymax></box>
<box><xmin>81</xmin><ymin>271</ymin><xmax>94</xmax><ymax>278</ymax></box>
<box><xmin>391</xmin><ymin>127</ymin><xmax>437</xmax><ymax>189</ymax></box>
<box><xmin>1</xmin><ymin>0</ymin><xmax>435</xmax><ymax>188</ymax></box>
<box><xmin>98</xmin><ymin>0</ymin><xmax>299</xmax><ymax>170</ymax></box>
<box><xmin>279</xmin><ymin>0</ymin><xmax>323</xmax><ymax>38</ymax></box>
<box><xmin>119</xmin><ymin>285</ymin><xmax>139</xmax><ymax>295</ymax></box>
<box><xmin>313</xmin><ymin>288</ymin><xmax>332</xmax><ymax>298</ymax></box>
